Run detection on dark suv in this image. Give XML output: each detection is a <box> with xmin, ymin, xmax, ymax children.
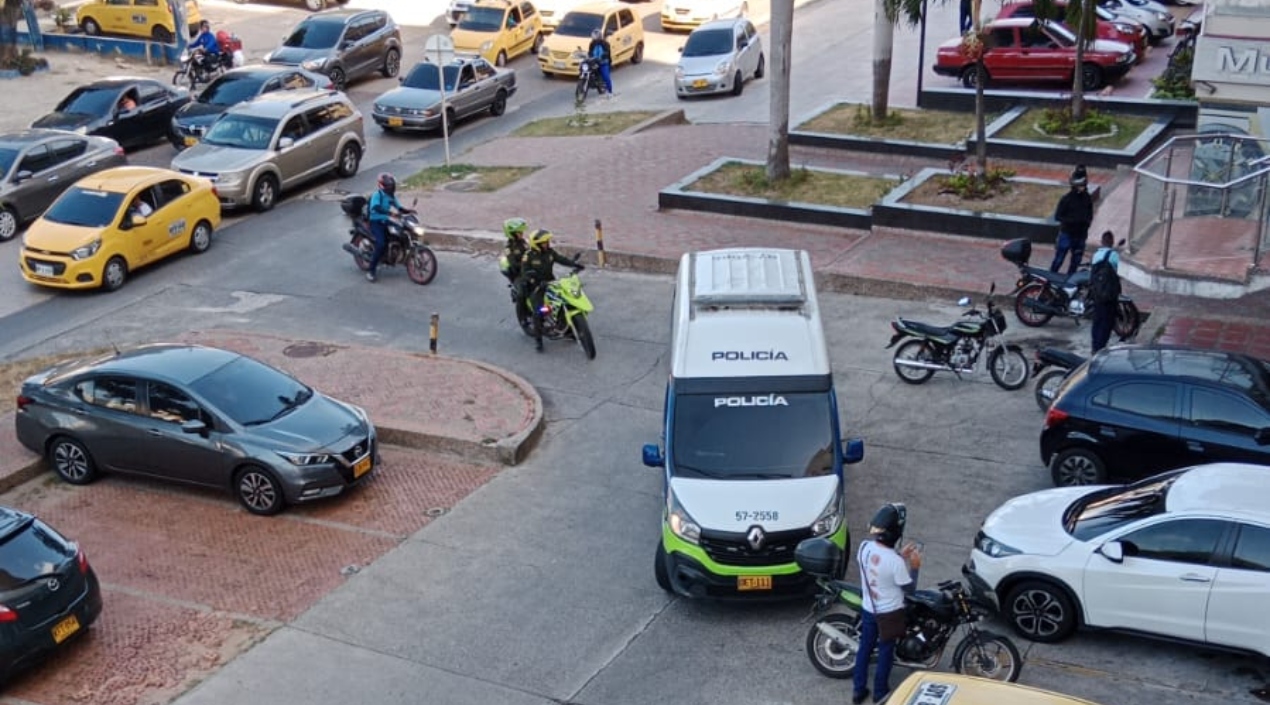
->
<box><xmin>0</xmin><ymin>507</ymin><xmax>103</xmax><ymax>684</ymax></box>
<box><xmin>265</xmin><ymin>9</ymin><xmax>402</xmax><ymax>90</ymax></box>
<box><xmin>1042</xmin><ymin>345</ymin><xmax>1270</xmax><ymax>486</ymax></box>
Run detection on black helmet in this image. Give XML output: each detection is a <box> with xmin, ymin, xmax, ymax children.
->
<box><xmin>869</xmin><ymin>503</ymin><xmax>907</xmax><ymax>547</ymax></box>
<box><xmin>378</xmin><ymin>172</ymin><xmax>397</xmax><ymax>196</ymax></box>
<box><xmin>1070</xmin><ymin>165</ymin><xmax>1088</xmax><ymax>188</ymax></box>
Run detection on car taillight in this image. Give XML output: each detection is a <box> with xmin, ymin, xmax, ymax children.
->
<box><xmin>1044</xmin><ymin>406</ymin><xmax>1069</xmax><ymax>429</ymax></box>
<box><xmin>113</xmin><ymin>146</ymin><xmax>125</xmax><ymax>156</ymax></box>
<box><xmin>16</xmin><ymin>395</ymin><xmax>33</xmax><ymax>411</ymax></box>
<box><xmin>0</xmin><ymin>605</ymin><xmax>16</xmax><ymax>623</ymax></box>
<box><xmin>77</xmin><ymin>547</ymin><xmax>89</xmax><ymax>575</ymax></box>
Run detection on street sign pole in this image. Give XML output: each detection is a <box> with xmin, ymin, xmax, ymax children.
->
<box><xmin>424</xmin><ymin>35</ymin><xmax>455</xmax><ymax>168</ymax></box>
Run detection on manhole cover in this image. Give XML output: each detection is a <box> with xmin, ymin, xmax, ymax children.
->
<box><xmin>441</xmin><ymin>180</ymin><xmax>481</xmax><ymax>192</ymax></box>
<box><xmin>425</xmin><ymin>507</ymin><xmax>449</xmax><ymax>517</ymax></box>
<box><xmin>283</xmin><ymin>341</ymin><xmax>339</xmax><ymax>358</ymax></box>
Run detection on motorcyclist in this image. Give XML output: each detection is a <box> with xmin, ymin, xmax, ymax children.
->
<box><xmin>190</xmin><ymin>20</ymin><xmax>224</xmax><ymax>74</ymax></box>
<box><xmin>518</xmin><ymin>229</ymin><xmax>582</xmax><ymax>352</ymax></box>
<box><xmin>587</xmin><ymin>28</ymin><xmax>613</xmax><ymax>96</ymax></box>
<box><xmin>501</xmin><ymin>217</ymin><xmax>530</xmax><ymax>313</ymax></box>
<box><xmin>852</xmin><ymin>503</ymin><xmax>922</xmax><ymax>705</ymax></box>
<box><xmin>366</xmin><ymin>173</ymin><xmax>409</xmax><ymax>282</ymax></box>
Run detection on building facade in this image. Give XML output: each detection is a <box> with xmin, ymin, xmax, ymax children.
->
<box><xmin>1192</xmin><ymin>0</ymin><xmax>1270</xmax><ymax>136</ymax></box>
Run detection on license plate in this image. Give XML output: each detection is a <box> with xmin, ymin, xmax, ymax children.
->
<box><xmin>183</xmin><ymin>135</ymin><xmax>198</xmax><ymax>147</ymax></box>
<box><xmin>693</xmin><ymin>79</ymin><xmax>708</xmax><ymax>88</ymax></box>
<box><xmin>737</xmin><ymin>575</ymin><xmax>772</xmax><ymax>591</ymax></box>
<box><xmin>553</xmin><ymin>60</ymin><xmax>566</xmax><ymax>69</ymax></box>
<box><xmin>35</xmin><ymin>264</ymin><xmax>54</xmax><ymax>276</ymax></box>
<box><xmin>353</xmin><ymin>456</ymin><xmax>372</xmax><ymax>478</ymax></box>
<box><xmin>51</xmin><ymin>614</ymin><xmax>80</xmax><ymax>644</ymax></box>
<box><xmin>387</xmin><ymin>117</ymin><xmax>403</xmax><ymax>127</ymax></box>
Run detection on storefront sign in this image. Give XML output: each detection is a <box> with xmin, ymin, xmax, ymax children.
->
<box><xmin>1194</xmin><ymin>37</ymin><xmax>1270</xmax><ymax>85</ymax></box>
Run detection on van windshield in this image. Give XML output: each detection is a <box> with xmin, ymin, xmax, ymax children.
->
<box><xmin>671</xmin><ymin>391</ymin><xmax>834</xmax><ymax>479</ymax></box>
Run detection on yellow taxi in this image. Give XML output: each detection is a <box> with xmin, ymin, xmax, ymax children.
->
<box><xmin>537</xmin><ymin>1</ymin><xmax>644</xmax><ymax>77</ymax></box>
<box><xmin>883</xmin><ymin>673</ymin><xmax>1105</xmax><ymax>705</ymax></box>
<box><xmin>450</xmin><ymin>0</ymin><xmax>544</xmax><ymax>67</ymax></box>
<box><xmin>76</xmin><ymin>0</ymin><xmax>203</xmax><ymax>44</ymax></box>
<box><xmin>20</xmin><ymin>167</ymin><xmax>221</xmax><ymax>292</ymax></box>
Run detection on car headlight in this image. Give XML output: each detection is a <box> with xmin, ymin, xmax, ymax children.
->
<box><xmin>975</xmin><ymin>530</ymin><xmax>1022</xmax><ymax>558</ymax></box>
<box><xmin>301</xmin><ymin>58</ymin><xmax>326</xmax><ymax>70</ymax></box>
<box><xmin>1118</xmin><ymin>52</ymin><xmax>1132</xmax><ymax>63</ymax></box>
<box><xmin>1155</xmin><ymin>11</ymin><xmax>1169</xmax><ymax>21</ymax></box>
<box><xmin>714</xmin><ymin>59</ymin><xmax>731</xmax><ymax>76</ymax></box>
<box><xmin>216</xmin><ymin>171</ymin><xmax>243</xmax><ymax>186</ymax></box>
<box><xmin>72</xmin><ymin>126</ymin><xmax>88</xmax><ymax>135</ymax></box>
<box><xmin>571</xmin><ymin>50</ymin><xmax>586</xmax><ymax>61</ymax></box>
<box><xmin>70</xmin><ymin>239</ymin><xmax>101</xmax><ymax>261</ymax></box>
<box><xmin>810</xmin><ymin>493</ymin><xmax>844</xmax><ymax>537</ymax></box>
<box><xmin>1114</xmin><ymin>23</ymin><xmax>1134</xmax><ymax>34</ymax></box>
<box><xmin>263</xmin><ymin>51</ymin><xmax>274</xmax><ymax>63</ymax></box>
<box><xmin>675</xmin><ymin>66</ymin><xmax>684</xmax><ymax>79</ymax></box>
<box><xmin>667</xmin><ymin>490</ymin><xmax>700</xmax><ymax>544</ymax></box>
<box><xmin>539</xmin><ymin>45</ymin><xmax>549</xmax><ymax>57</ymax></box>
<box><xmin>480</xmin><ymin>40</ymin><xmax>493</xmax><ymax>53</ymax></box>
<box><xmin>278</xmin><ymin>451</ymin><xmax>332</xmax><ymax>466</ymax></box>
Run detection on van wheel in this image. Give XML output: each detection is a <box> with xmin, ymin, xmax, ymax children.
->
<box><xmin>382</xmin><ymin>48</ymin><xmax>401</xmax><ymax>78</ymax></box>
<box><xmin>654</xmin><ymin>543</ymin><xmax>672</xmax><ymax>593</ymax></box>
<box><xmin>336</xmin><ymin>143</ymin><xmax>361</xmax><ymax>177</ymax></box>
<box><xmin>251</xmin><ymin>174</ymin><xmax>279</xmax><ymax>212</ymax></box>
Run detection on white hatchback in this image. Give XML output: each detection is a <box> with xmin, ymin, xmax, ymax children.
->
<box><xmin>674</xmin><ymin>18</ymin><xmax>764</xmax><ymax>99</ymax></box>
<box><xmin>964</xmin><ymin>463</ymin><xmax>1270</xmax><ymax>657</ymax></box>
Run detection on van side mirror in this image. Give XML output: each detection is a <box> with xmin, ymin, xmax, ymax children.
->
<box><xmin>841</xmin><ymin>438</ymin><xmax>864</xmax><ymax>464</ymax></box>
<box><xmin>1097</xmin><ymin>541</ymin><xmax>1124</xmax><ymax>563</ymax></box>
<box><xmin>642</xmin><ymin>443</ymin><xmax>664</xmax><ymax>468</ymax></box>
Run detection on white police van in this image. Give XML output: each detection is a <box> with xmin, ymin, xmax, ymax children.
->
<box><xmin>642</xmin><ymin>248</ymin><xmax>864</xmax><ymax>598</ymax></box>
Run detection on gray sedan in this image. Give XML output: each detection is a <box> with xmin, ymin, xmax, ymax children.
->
<box><xmin>0</xmin><ymin>130</ymin><xmax>126</xmax><ymax>242</ymax></box>
<box><xmin>372</xmin><ymin>56</ymin><xmax>516</xmax><ymax>133</ymax></box>
<box><xmin>14</xmin><ymin>345</ymin><xmax>378</xmax><ymax>516</ymax></box>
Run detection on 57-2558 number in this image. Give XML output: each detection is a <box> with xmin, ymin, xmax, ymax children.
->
<box><xmin>735</xmin><ymin>510</ymin><xmax>778</xmax><ymax>522</ymax></box>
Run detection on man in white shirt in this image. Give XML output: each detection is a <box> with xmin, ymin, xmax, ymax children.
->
<box><xmin>853</xmin><ymin>503</ymin><xmax>921</xmax><ymax>704</ymax></box>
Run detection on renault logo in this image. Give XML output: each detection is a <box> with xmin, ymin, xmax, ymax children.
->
<box><xmin>746</xmin><ymin>526</ymin><xmax>765</xmax><ymax>551</ymax></box>
<box><xmin>46</xmin><ymin>578</ymin><xmax>60</xmax><ymax>593</ymax></box>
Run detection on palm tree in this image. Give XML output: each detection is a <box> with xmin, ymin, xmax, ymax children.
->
<box><xmin>766</xmin><ymin>0</ymin><xmax>793</xmax><ymax>181</ymax></box>
<box><xmin>1033</xmin><ymin>0</ymin><xmax>1100</xmax><ymax>121</ymax></box>
<box><xmin>870</xmin><ymin>0</ymin><xmax>928</xmax><ymax>122</ymax></box>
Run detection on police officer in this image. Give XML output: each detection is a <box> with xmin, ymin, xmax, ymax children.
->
<box><xmin>501</xmin><ymin>217</ymin><xmax>531</xmax><ymax>313</ymax></box>
<box><xmin>518</xmin><ymin>229</ymin><xmax>581</xmax><ymax>352</ymax></box>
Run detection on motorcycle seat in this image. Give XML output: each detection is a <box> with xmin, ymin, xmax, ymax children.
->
<box><xmin>1022</xmin><ymin>266</ymin><xmax>1090</xmax><ymax>289</ymax></box>
<box><xmin>907</xmin><ymin>589</ymin><xmax>953</xmax><ymax>614</ymax></box>
<box><xmin>896</xmin><ymin>318</ymin><xmax>957</xmax><ymax>344</ymax></box>
<box><xmin>1036</xmin><ymin>347</ymin><xmax>1086</xmax><ymax>369</ymax></box>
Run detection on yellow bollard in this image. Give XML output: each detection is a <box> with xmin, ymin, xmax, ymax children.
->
<box><xmin>429</xmin><ymin>312</ymin><xmax>439</xmax><ymax>354</ymax></box>
<box><xmin>594</xmin><ymin>218</ymin><xmax>607</xmax><ymax>268</ymax></box>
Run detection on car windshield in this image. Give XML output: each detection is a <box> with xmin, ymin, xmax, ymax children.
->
<box><xmin>1062</xmin><ymin>470</ymin><xmax>1185</xmax><ymax>541</ymax></box>
<box><xmin>55</xmin><ymin>86</ymin><xmax>118</xmax><ymax>117</ymax></box>
<box><xmin>402</xmin><ymin>63</ymin><xmax>460</xmax><ymax>91</ymax></box>
<box><xmin>555</xmin><ymin>11</ymin><xmax>603</xmax><ymax>37</ymax></box>
<box><xmin>683</xmin><ymin>29</ymin><xmax>733</xmax><ymax>57</ymax></box>
<box><xmin>458</xmin><ymin>6</ymin><xmax>505</xmax><ymax>31</ymax></box>
<box><xmin>201</xmin><ymin>114</ymin><xmax>279</xmax><ymax>150</ymax></box>
<box><xmin>0</xmin><ymin>518</ymin><xmax>75</xmax><ymax>590</ymax></box>
<box><xmin>671</xmin><ymin>391</ymin><xmax>834</xmax><ymax>479</ymax></box>
<box><xmin>42</xmin><ymin>186</ymin><xmax>124</xmax><ymax>227</ymax></box>
<box><xmin>0</xmin><ymin>147</ymin><xmax>17</xmax><ymax>177</ymax></box>
<box><xmin>199</xmin><ymin>74</ymin><xmax>266</xmax><ymax>106</ymax></box>
<box><xmin>283</xmin><ymin>20</ymin><xmax>343</xmax><ymax>49</ymax></box>
<box><xmin>189</xmin><ymin>356</ymin><xmax>313</xmax><ymax>426</ymax></box>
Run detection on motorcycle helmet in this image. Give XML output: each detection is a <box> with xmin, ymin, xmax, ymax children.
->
<box><xmin>528</xmin><ymin>229</ymin><xmax>553</xmax><ymax>250</ymax></box>
<box><xmin>504</xmin><ymin>217</ymin><xmax>528</xmax><ymax>240</ymax></box>
<box><xmin>1069</xmin><ymin>165</ymin><xmax>1088</xmax><ymax>188</ymax></box>
<box><xmin>868</xmin><ymin>503</ymin><xmax>907</xmax><ymax>547</ymax></box>
<box><xmin>378</xmin><ymin>172</ymin><xmax>397</xmax><ymax>196</ymax></box>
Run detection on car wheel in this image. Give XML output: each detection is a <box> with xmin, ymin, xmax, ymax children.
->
<box><xmin>81</xmin><ymin>18</ymin><xmax>100</xmax><ymax>35</ymax></box>
<box><xmin>382</xmin><ymin>48</ymin><xmax>401</xmax><ymax>78</ymax></box>
<box><xmin>235</xmin><ymin>465</ymin><xmax>285</xmax><ymax>516</ymax></box>
<box><xmin>1004</xmin><ymin>581</ymin><xmax>1077</xmax><ymax>643</ymax></box>
<box><xmin>495</xmin><ymin>50</ymin><xmax>508</xmax><ymax>67</ymax></box>
<box><xmin>443</xmin><ymin>107</ymin><xmax>457</xmax><ymax>136</ymax></box>
<box><xmin>101</xmin><ymin>256</ymin><xmax>128</xmax><ymax>292</ymax></box>
<box><xmin>1049</xmin><ymin>447</ymin><xmax>1107</xmax><ymax>486</ymax></box>
<box><xmin>251</xmin><ymin>174</ymin><xmax>279</xmax><ymax>212</ymax></box>
<box><xmin>188</xmin><ymin>219</ymin><xmax>213</xmax><ymax>253</ymax></box>
<box><xmin>631</xmin><ymin>42</ymin><xmax>644</xmax><ymax>65</ymax></box>
<box><xmin>754</xmin><ymin>53</ymin><xmax>765</xmax><ymax>79</ymax></box>
<box><xmin>48</xmin><ymin>436</ymin><xmax>99</xmax><ymax>485</ymax></box>
<box><xmin>0</xmin><ymin>206</ymin><xmax>18</xmax><ymax>242</ymax></box>
<box><xmin>731</xmin><ymin>70</ymin><xmax>744</xmax><ymax>96</ymax></box>
<box><xmin>961</xmin><ymin>65</ymin><xmax>988</xmax><ymax>89</ymax></box>
<box><xmin>1079</xmin><ymin>63</ymin><xmax>1104</xmax><ymax>91</ymax></box>
<box><xmin>151</xmin><ymin>25</ymin><xmax>174</xmax><ymax>44</ymax></box>
<box><xmin>336</xmin><ymin>142</ymin><xmax>361</xmax><ymax>177</ymax></box>
<box><xmin>489</xmin><ymin>89</ymin><xmax>508</xmax><ymax>117</ymax></box>
<box><xmin>328</xmin><ymin>66</ymin><xmax>347</xmax><ymax>91</ymax></box>
<box><xmin>305</xmin><ymin>0</ymin><xmax>325</xmax><ymax>10</ymax></box>
<box><xmin>532</xmin><ymin>33</ymin><xmax>543</xmax><ymax>54</ymax></box>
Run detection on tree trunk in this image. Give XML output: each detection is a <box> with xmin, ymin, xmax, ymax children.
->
<box><xmin>871</xmin><ymin>0</ymin><xmax>893</xmax><ymax>122</ymax></box>
<box><xmin>0</xmin><ymin>0</ymin><xmax>23</xmax><ymax>65</ymax></box>
<box><xmin>1070</xmin><ymin>0</ymin><xmax>1089</xmax><ymax>121</ymax></box>
<box><xmin>972</xmin><ymin>0</ymin><xmax>986</xmax><ymax>174</ymax></box>
<box><xmin>766</xmin><ymin>0</ymin><xmax>793</xmax><ymax>181</ymax></box>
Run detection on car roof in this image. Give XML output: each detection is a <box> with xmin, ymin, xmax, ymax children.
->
<box><xmin>227</xmin><ymin>88</ymin><xmax>343</xmax><ymax>118</ymax></box>
<box><xmin>1089</xmin><ymin>345</ymin><xmax>1270</xmax><ymax>397</ymax></box>
<box><xmin>57</xmin><ymin>344</ymin><xmax>244</xmax><ymax>386</ymax></box>
<box><xmin>0</xmin><ymin>129</ymin><xmax>87</xmax><ymax>147</ymax></box>
<box><xmin>889</xmin><ymin>673</ymin><xmax>1103</xmax><ymax>705</ymax></box>
<box><xmin>80</xmin><ymin>76</ymin><xmax>156</xmax><ymax>88</ymax></box>
<box><xmin>988</xmin><ymin>17</ymin><xmax>1049</xmax><ymax>28</ymax></box>
<box><xmin>1168</xmin><ymin>463</ymin><xmax>1270</xmax><ymax>518</ymax></box>
<box><xmin>72</xmin><ymin>166</ymin><xmax>178</xmax><ymax>192</ymax></box>
<box><xmin>220</xmin><ymin>65</ymin><xmax>305</xmax><ymax>80</ymax></box>
<box><xmin>302</xmin><ymin>8</ymin><xmax>379</xmax><ymax>22</ymax></box>
<box><xmin>692</xmin><ymin>18</ymin><xmax>745</xmax><ymax>31</ymax></box>
<box><xmin>569</xmin><ymin>1</ymin><xmax>624</xmax><ymax>14</ymax></box>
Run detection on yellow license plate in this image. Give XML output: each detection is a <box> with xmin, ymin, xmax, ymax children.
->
<box><xmin>183</xmin><ymin>136</ymin><xmax>198</xmax><ymax>147</ymax></box>
<box><xmin>693</xmin><ymin>79</ymin><xmax>708</xmax><ymax>88</ymax></box>
<box><xmin>737</xmin><ymin>575</ymin><xmax>772</xmax><ymax>591</ymax></box>
<box><xmin>354</xmin><ymin>456</ymin><xmax>372</xmax><ymax>478</ymax></box>
<box><xmin>51</xmin><ymin>614</ymin><xmax>80</xmax><ymax>644</ymax></box>
<box><xmin>387</xmin><ymin>117</ymin><xmax>403</xmax><ymax>127</ymax></box>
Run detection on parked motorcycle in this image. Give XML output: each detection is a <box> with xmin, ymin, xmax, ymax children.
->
<box><xmin>173</xmin><ymin>47</ymin><xmax>232</xmax><ymax>89</ymax></box>
<box><xmin>887</xmin><ymin>284</ymin><xmax>1029</xmax><ymax>390</ymax></box>
<box><xmin>514</xmin><ymin>254</ymin><xmax>596</xmax><ymax>359</ymax></box>
<box><xmin>574</xmin><ymin>54</ymin><xmax>604</xmax><ymax>105</ymax></box>
<box><xmin>795</xmin><ymin>538</ymin><xmax>1023</xmax><ymax>683</ymax></box>
<box><xmin>339</xmin><ymin>195</ymin><xmax>438</xmax><ymax>285</ymax></box>
<box><xmin>1032</xmin><ymin>347</ymin><xmax>1087</xmax><ymax>411</ymax></box>
<box><xmin>1001</xmin><ymin>238</ymin><xmax>1141</xmax><ymax>340</ymax></box>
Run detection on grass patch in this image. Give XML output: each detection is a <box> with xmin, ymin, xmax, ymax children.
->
<box><xmin>688</xmin><ymin>162</ymin><xmax>896</xmax><ymax>209</ymax></box>
<box><xmin>900</xmin><ymin>177</ymin><xmax>1068</xmax><ymax>219</ymax></box>
<box><xmin>513</xmin><ymin>110</ymin><xmax>662</xmax><ymax>137</ymax></box>
<box><xmin>401</xmin><ymin>164</ymin><xmax>540</xmax><ymax>192</ymax></box>
<box><xmin>993</xmin><ymin>108</ymin><xmax>1154</xmax><ymax>150</ymax></box>
<box><xmin>0</xmin><ymin>348</ymin><xmax>112</xmax><ymax>398</ymax></box>
<box><xmin>798</xmin><ymin>104</ymin><xmax>980</xmax><ymax>144</ymax></box>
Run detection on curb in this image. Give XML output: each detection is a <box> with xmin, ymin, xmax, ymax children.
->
<box><xmin>0</xmin><ymin>458</ymin><xmax>46</xmax><ymax>495</ymax></box>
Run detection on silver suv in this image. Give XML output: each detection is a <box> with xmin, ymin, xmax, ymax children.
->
<box><xmin>170</xmin><ymin>89</ymin><xmax>364</xmax><ymax>212</ymax></box>
<box><xmin>265</xmin><ymin>9</ymin><xmax>403</xmax><ymax>90</ymax></box>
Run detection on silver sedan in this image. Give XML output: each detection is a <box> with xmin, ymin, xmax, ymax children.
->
<box><xmin>372</xmin><ymin>56</ymin><xmax>516</xmax><ymax>133</ymax></box>
<box><xmin>674</xmin><ymin>17</ymin><xmax>765</xmax><ymax>98</ymax></box>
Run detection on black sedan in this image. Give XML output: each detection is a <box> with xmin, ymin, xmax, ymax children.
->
<box><xmin>31</xmin><ymin>77</ymin><xmax>190</xmax><ymax>151</ymax></box>
<box><xmin>0</xmin><ymin>507</ymin><xmax>103</xmax><ymax>686</ymax></box>
<box><xmin>15</xmin><ymin>344</ymin><xmax>378</xmax><ymax>516</ymax></box>
<box><xmin>169</xmin><ymin>65</ymin><xmax>332</xmax><ymax>149</ymax></box>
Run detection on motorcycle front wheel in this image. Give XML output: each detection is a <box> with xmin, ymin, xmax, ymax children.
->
<box><xmin>575</xmin><ymin>76</ymin><xmax>589</xmax><ymax>105</ymax></box>
<box><xmin>988</xmin><ymin>347</ymin><xmax>1029</xmax><ymax>390</ymax></box>
<box><xmin>572</xmin><ymin>313</ymin><xmax>597</xmax><ymax>360</ymax></box>
<box><xmin>1034</xmin><ymin>369</ymin><xmax>1067</xmax><ymax>411</ymax></box>
<box><xmin>1113</xmin><ymin>299</ymin><xmax>1141</xmax><ymax>341</ymax></box>
<box><xmin>951</xmin><ymin>629</ymin><xmax>1023</xmax><ymax>682</ymax></box>
<box><xmin>172</xmin><ymin>68</ymin><xmax>192</xmax><ymax>88</ymax></box>
<box><xmin>804</xmin><ymin>612</ymin><xmax>861</xmax><ymax>679</ymax></box>
<box><xmin>1014</xmin><ymin>282</ymin><xmax>1055</xmax><ymax>327</ymax></box>
<box><xmin>892</xmin><ymin>339</ymin><xmax>937</xmax><ymax>385</ymax></box>
<box><xmin>406</xmin><ymin>246</ymin><xmax>438</xmax><ymax>285</ymax></box>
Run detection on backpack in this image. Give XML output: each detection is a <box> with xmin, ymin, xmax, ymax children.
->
<box><xmin>1089</xmin><ymin>257</ymin><xmax>1120</xmax><ymax>304</ymax></box>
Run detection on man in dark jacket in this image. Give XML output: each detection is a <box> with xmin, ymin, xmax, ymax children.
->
<box><xmin>518</xmin><ymin>229</ymin><xmax>582</xmax><ymax>352</ymax></box>
<box><xmin>587</xmin><ymin>28</ymin><xmax>614</xmax><ymax>96</ymax></box>
<box><xmin>1050</xmin><ymin>165</ymin><xmax>1094</xmax><ymax>276</ymax></box>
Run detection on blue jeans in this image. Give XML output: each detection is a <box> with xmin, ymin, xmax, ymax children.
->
<box><xmin>853</xmin><ymin>610</ymin><xmax>896</xmax><ymax>701</ymax></box>
<box><xmin>599</xmin><ymin>63</ymin><xmax>612</xmax><ymax>94</ymax></box>
<box><xmin>1050</xmin><ymin>231</ymin><xmax>1087</xmax><ymax>276</ymax></box>
<box><xmin>368</xmin><ymin>220</ymin><xmax>388</xmax><ymax>275</ymax></box>
<box><xmin>1091</xmin><ymin>299</ymin><xmax>1116</xmax><ymax>352</ymax></box>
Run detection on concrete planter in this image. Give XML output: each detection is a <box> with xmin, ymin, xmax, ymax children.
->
<box><xmin>968</xmin><ymin>105</ymin><xmax>1174</xmax><ymax>169</ymax></box>
<box><xmin>790</xmin><ymin>100</ymin><xmax>967</xmax><ymax>160</ymax></box>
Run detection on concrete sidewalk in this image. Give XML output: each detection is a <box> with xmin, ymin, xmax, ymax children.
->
<box><xmin>0</xmin><ymin>331</ymin><xmax>543</xmax><ymax>493</ymax></box>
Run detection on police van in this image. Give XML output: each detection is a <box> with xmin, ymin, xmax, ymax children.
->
<box><xmin>641</xmin><ymin>248</ymin><xmax>864</xmax><ymax>598</ymax></box>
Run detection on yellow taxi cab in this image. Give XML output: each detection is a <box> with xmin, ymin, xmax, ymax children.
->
<box><xmin>537</xmin><ymin>1</ymin><xmax>644</xmax><ymax>77</ymax></box>
<box><xmin>450</xmin><ymin>0</ymin><xmax>544</xmax><ymax>67</ymax></box>
<box><xmin>19</xmin><ymin>167</ymin><xmax>221</xmax><ymax>292</ymax></box>
<box><xmin>76</xmin><ymin>0</ymin><xmax>203</xmax><ymax>44</ymax></box>
<box><xmin>883</xmin><ymin>673</ymin><xmax>1105</xmax><ymax>705</ymax></box>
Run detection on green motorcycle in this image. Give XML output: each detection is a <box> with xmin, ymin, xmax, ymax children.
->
<box><xmin>516</xmin><ymin>260</ymin><xmax>597</xmax><ymax>359</ymax></box>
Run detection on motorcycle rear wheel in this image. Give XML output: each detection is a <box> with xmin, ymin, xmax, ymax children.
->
<box><xmin>951</xmin><ymin>629</ymin><xmax>1023</xmax><ymax>682</ymax></box>
<box><xmin>1034</xmin><ymin>369</ymin><xmax>1067</xmax><ymax>411</ymax></box>
<box><xmin>1014</xmin><ymin>282</ymin><xmax>1055</xmax><ymax>327</ymax></box>
<box><xmin>805</xmin><ymin>612</ymin><xmax>861</xmax><ymax>679</ymax></box>
<box><xmin>350</xmin><ymin>236</ymin><xmax>372</xmax><ymax>271</ymax></box>
<box><xmin>572</xmin><ymin>313</ymin><xmax>597</xmax><ymax>360</ymax></box>
<box><xmin>406</xmin><ymin>246</ymin><xmax>438</xmax><ymax>285</ymax></box>
<box><xmin>893</xmin><ymin>340</ymin><xmax>937</xmax><ymax>384</ymax></box>
<box><xmin>988</xmin><ymin>347</ymin><xmax>1029</xmax><ymax>391</ymax></box>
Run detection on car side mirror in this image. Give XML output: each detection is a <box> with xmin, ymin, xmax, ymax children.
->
<box><xmin>642</xmin><ymin>443</ymin><xmax>664</xmax><ymax>468</ymax></box>
<box><xmin>738</xmin><ymin>38</ymin><xmax>748</xmax><ymax>49</ymax></box>
<box><xmin>1097</xmin><ymin>541</ymin><xmax>1124</xmax><ymax>563</ymax></box>
<box><xmin>13</xmin><ymin>170</ymin><xmax>32</xmax><ymax>183</ymax></box>
<box><xmin>130</xmin><ymin>213</ymin><xmax>147</xmax><ymax>227</ymax></box>
<box><xmin>339</xmin><ymin>40</ymin><xmax>353</xmax><ymax>50</ymax></box>
<box><xmin>677</xmin><ymin>46</ymin><xmax>683</xmax><ymax>53</ymax></box>
<box><xmin>181</xmin><ymin>419</ymin><xmax>208</xmax><ymax>435</ymax></box>
<box><xmin>278</xmin><ymin>136</ymin><xmax>295</xmax><ymax>150</ymax></box>
<box><xmin>842</xmin><ymin>438</ymin><xmax>864</xmax><ymax>465</ymax></box>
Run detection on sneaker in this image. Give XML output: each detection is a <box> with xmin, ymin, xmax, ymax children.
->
<box><xmin>366</xmin><ymin>271</ymin><xmax>376</xmax><ymax>282</ymax></box>
<box><xmin>851</xmin><ymin>691</ymin><xmax>869</xmax><ymax>705</ymax></box>
<box><xmin>535</xmin><ymin>339</ymin><xmax>544</xmax><ymax>353</ymax></box>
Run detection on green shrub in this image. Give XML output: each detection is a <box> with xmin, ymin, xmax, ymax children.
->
<box><xmin>1037</xmin><ymin>107</ymin><xmax>1114</xmax><ymax>137</ymax></box>
<box><xmin>938</xmin><ymin>161</ymin><xmax>1016</xmax><ymax>200</ymax></box>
